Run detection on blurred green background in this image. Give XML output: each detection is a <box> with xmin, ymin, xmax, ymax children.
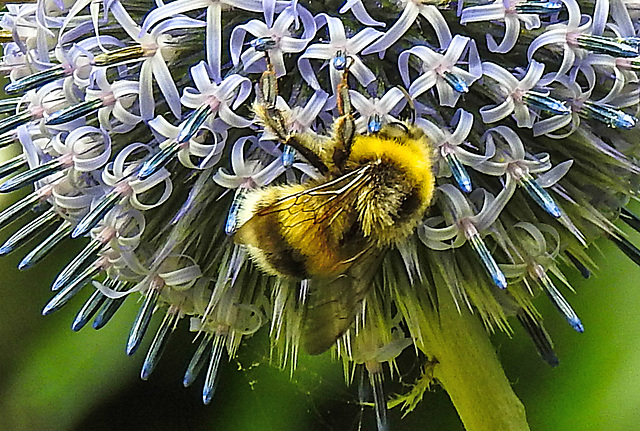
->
<box><xmin>0</xmin><ymin>177</ymin><xmax>639</xmax><ymax>431</ymax></box>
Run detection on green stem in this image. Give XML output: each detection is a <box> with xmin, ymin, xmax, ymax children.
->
<box><xmin>419</xmin><ymin>281</ymin><xmax>530</xmax><ymax>431</ymax></box>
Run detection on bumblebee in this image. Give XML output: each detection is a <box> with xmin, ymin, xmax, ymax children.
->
<box><xmin>235</xmin><ymin>59</ymin><xmax>435</xmax><ymax>354</ymax></box>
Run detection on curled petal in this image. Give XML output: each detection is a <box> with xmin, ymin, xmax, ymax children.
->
<box><xmin>480</xmin><ymin>97</ymin><xmax>515</xmax><ymax>124</ymax></box>
<box><xmin>346</xmin><ymin>27</ymin><xmax>384</xmax><ymax>54</ymax></box>
<box><xmin>159</xmin><ymin>263</ymin><xmax>202</xmax><ymax>290</ymax></box>
<box><xmin>439</xmin><ymin>183</ymin><xmax>475</xmax><ymax>220</ymax></box>
<box><xmin>513</xmin><ymin>102</ymin><xmax>534</xmax><ymax>128</ymax></box>
<box><xmin>362</xmin><ymin>2</ymin><xmax>420</xmax><ymax>55</ymax></box>
<box><xmin>461</xmin><ymin>2</ymin><xmax>506</xmax><ymax>22</ymax></box>
<box><xmin>408</xmin><ymin>72</ymin><xmax>438</xmax><ymax>99</ymax></box>
<box><xmin>486</xmin><ymin>126</ymin><xmax>526</xmax><ymax>160</ymax></box>
<box><xmin>340</xmin><ymin>0</ymin><xmax>386</xmax><ymax>27</ymax></box>
<box><xmin>418</xmin><ymin>218</ymin><xmax>459</xmax><ymax>250</ymax></box>
<box><xmin>129</xmin><ymin>171</ymin><xmax>173</xmax><ymax>211</ymax></box>
<box><xmin>475</xmin><ymin>179</ymin><xmax>515</xmax><ymax>230</ymax></box>
<box><xmin>419</xmin><ymin>4</ymin><xmax>452</xmax><ymax>47</ymax></box>
<box><xmin>219</xmin><ymin>104</ymin><xmax>251</xmax><ymax>128</ymax></box>
<box><xmin>537</xmin><ymin>160</ymin><xmax>574</xmax><ymax>188</ymax></box>
<box><xmin>482</xmin><ymin>62</ymin><xmax>520</xmax><ymax>90</ymax></box>
<box><xmin>532</xmin><ymin>113</ymin><xmax>577</xmax><ymax>137</ymax></box>
<box><xmin>347</xmin><ymin>56</ymin><xmax>377</xmax><ymax>88</ymax></box>
<box><xmin>450</xmin><ymin>109</ymin><xmax>474</xmax><ymax>145</ymax></box>
<box><xmin>487</xmin><ymin>14</ymin><xmax>520</xmax><ymax>53</ymax></box>
<box><xmin>520</xmin><ymin>14</ymin><xmax>541</xmax><ymax>30</ymax></box>
<box><xmin>519</xmin><ymin>60</ymin><xmax>545</xmax><ymax>90</ymax></box>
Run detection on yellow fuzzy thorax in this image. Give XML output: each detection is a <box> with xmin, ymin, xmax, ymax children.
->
<box><xmin>346</xmin><ymin>124</ymin><xmax>435</xmax><ymax>245</ymax></box>
<box><xmin>350</xmin><ymin>126</ymin><xmax>433</xmax><ymax>192</ymax></box>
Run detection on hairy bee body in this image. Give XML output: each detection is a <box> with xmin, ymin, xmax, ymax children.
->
<box><xmin>234</xmin><ymin>61</ymin><xmax>436</xmax><ymax>353</ymax></box>
<box><xmin>235</xmin><ymin>123</ymin><xmax>435</xmax><ymax>280</ymax></box>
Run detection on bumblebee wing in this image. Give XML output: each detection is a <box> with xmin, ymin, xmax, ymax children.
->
<box><xmin>235</xmin><ymin>165</ymin><xmax>374</xmax><ymax>278</ymax></box>
<box><xmin>250</xmin><ymin>163</ymin><xmax>372</xmax><ymax>223</ymax></box>
<box><xmin>235</xmin><ymin>163</ymin><xmax>382</xmax><ymax>352</ymax></box>
<box><xmin>302</xmin><ymin>248</ymin><xmax>384</xmax><ymax>355</ymax></box>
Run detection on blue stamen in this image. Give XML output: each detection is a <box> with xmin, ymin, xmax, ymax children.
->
<box><xmin>42</xmin><ymin>263</ymin><xmax>101</xmax><ymax>315</ymax></box>
<box><xmin>519</xmin><ymin>174</ymin><xmax>562</xmax><ymax>218</ymax></box>
<box><xmin>468</xmin><ymin>230</ymin><xmax>507</xmax><ymax>289</ymax></box>
<box><xmin>18</xmin><ymin>223</ymin><xmax>73</xmax><ymax>270</ymax></box>
<box><xmin>203</xmin><ymin>333</ymin><xmax>226</xmax><ymax>405</ymax></box>
<box><xmin>138</xmin><ymin>141</ymin><xmax>181</xmax><ymax>180</ymax></box>
<box><xmin>368</xmin><ymin>114</ymin><xmax>382</xmax><ymax>134</ymax></box>
<box><xmin>225</xmin><ymin>188</ymin><xmax>247</xmax><ymax>236</ymax></box>
<box><xmin>92</xmin><ymin>281</ymin><xmax>128</xmax><ymax>330</ymax></box>
<box><xmin>515</xmin><ymin>0</ymin><xmax>562</xmax><ymax>14</ymax></box>
<box><xmin>0</xmin><ymin>157</ymin><xmax>68</xmax><ymax>193</ymax></box>
<box><xmin>45</xmin><ymin>98</ymin><xmax>104</xmax><ymax>126</ymax></box>
<box><xmin>5</xmin><ymin>65</ymin><xmax>68</xmax><ymax>95</ymax></box>
<box><xmin>126</xmin><ymin>286</ymin><xmax>161</xmax><ymax>356</ymax></box>
<box><xmin>52</xmin><ymin>239</ymin><xmax>103</xmax><ymax>290</ymax></box>
<box><xmin>0</xmin><ymin>190</ymin><xmax>41</xmax><ymax>227</ymax></box>
<box><xmin>250</xmin><ymin>36</ymin><xmax>277</xmax><ymax>52</ymax></box>
<box><xmin>183</xmin><ymin>335</ymin><xmax>212</xmax><ymax>388</ymax></box>
<box><xmin>444</xmin><ymin>152</ymin><xmax>473</xmax><ymax>193</ymax></box>
<box><xmin>537</xmin><ymin>270</ymin><xmax>584</xmax><ymax>333</ymax></box>
<box><xmin>523</xmin><ymin>91</ymin><xmax>571</xmax><ymax>116</ymax></box>
<box><xmin>0</xmin><ymin>110</ymin><xmax>35</xmax><ymax>135</ymax></box>
<box><xmin>618</xmin><ymin>36</ymin><xmax>640</xmax><ymax>49</ymax></box>
<box><xmin>0</xmin><ymin>97</ymin><xmax>22</xmax><ymax>114</ymax></box>
<box><xmin>576</xmin><ymin>34</ymin><xmax>639</xmax><ymax>58</ymax></box>
<box><xmin>333</xmin><ymin>51</ymin><xmax>348</xmax><ymax>71</ymax></box>
<box><xmin>442</xmin><ymin>71</ymin><xmax>469</xmax><ymax>93</ymax></box>
<box><xmin>176</xmin><ymin>104</ymin><xmax>213</xmax><ymax>144</ymax></box>
<box><xmin>282</xmin><ymin>145</ymin><xmax>296</xmax><ymax>168</ymax></box>
<box><xmin>141</xmin><ymin>308</ymin><xmax>177</xmax><ymax>380</ymax></box>
<box><xmin>71</xmin><ymin>289</ymin><xmax>107</xmax><ymax>332</ymax></box>
<box><xmin>0</xmin><ymin>210</ymin><xmax>59</xmax><ymax>256</ymax></box>
<box><xmin>580</xmin><ymin>101</ymin><xmax>638</xmax><ymax>130</ymax></box>
<box><xmin>71</xmin><ymin>191</ymin><xmax>122</xmax><ymax>238</ymax></box>
<box><xmin>368</xmin><ymin>369</ymin><xmax>389</xmax><ymax>431</ymax></box>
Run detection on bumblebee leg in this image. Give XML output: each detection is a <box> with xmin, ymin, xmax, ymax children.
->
<box><xmin>256</xmin><ymin>60</ymin><xmax>287</xmax><ymax>140</ymax></box>
<box><xmin>255</xmin><ymin>57</ymin><xmax>329</xmax><ymax>174</ymax></box>
<box><xmin>332</xmin><ymin>64</ymin><xmax>356</xmax><ymax>170</ymax></box>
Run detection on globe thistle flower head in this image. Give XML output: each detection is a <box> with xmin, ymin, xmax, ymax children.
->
<box><xmin>1</xmin><ymin>0</ymin><xmax>640</xmax><ymax>429</ymax></box>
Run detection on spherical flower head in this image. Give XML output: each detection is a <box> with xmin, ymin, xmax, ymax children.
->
<box><xmin>0</xmin><ymin>0</ymin><xmax>640</xmax><ymax>430</ymax></box>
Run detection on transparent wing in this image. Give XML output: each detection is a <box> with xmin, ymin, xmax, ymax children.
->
<box><xmin>302</xmin><ymin>248</ymin><xmax>384</xmax><ymax>355</ymax></box>
<box><xmin>236</xmin><ymin>164</ymin><xmax>374</xmax><ymax>268</ymax></box>
<box><xmin>250</xmin><ymin>164</ymin><xmax>373</xmax><ymax>226</ymax></box>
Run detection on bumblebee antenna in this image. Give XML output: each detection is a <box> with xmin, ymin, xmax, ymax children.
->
<box><xmin>396</xmin><ymin>86</ymin><xmax>416</xmax><ymax>125</ymax></box>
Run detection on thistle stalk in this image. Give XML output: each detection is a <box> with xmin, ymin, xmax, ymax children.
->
<box><xmin>422</xmin><ymin>279</ymin><xmax>530</xmax><ymax>431</ymax></box>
